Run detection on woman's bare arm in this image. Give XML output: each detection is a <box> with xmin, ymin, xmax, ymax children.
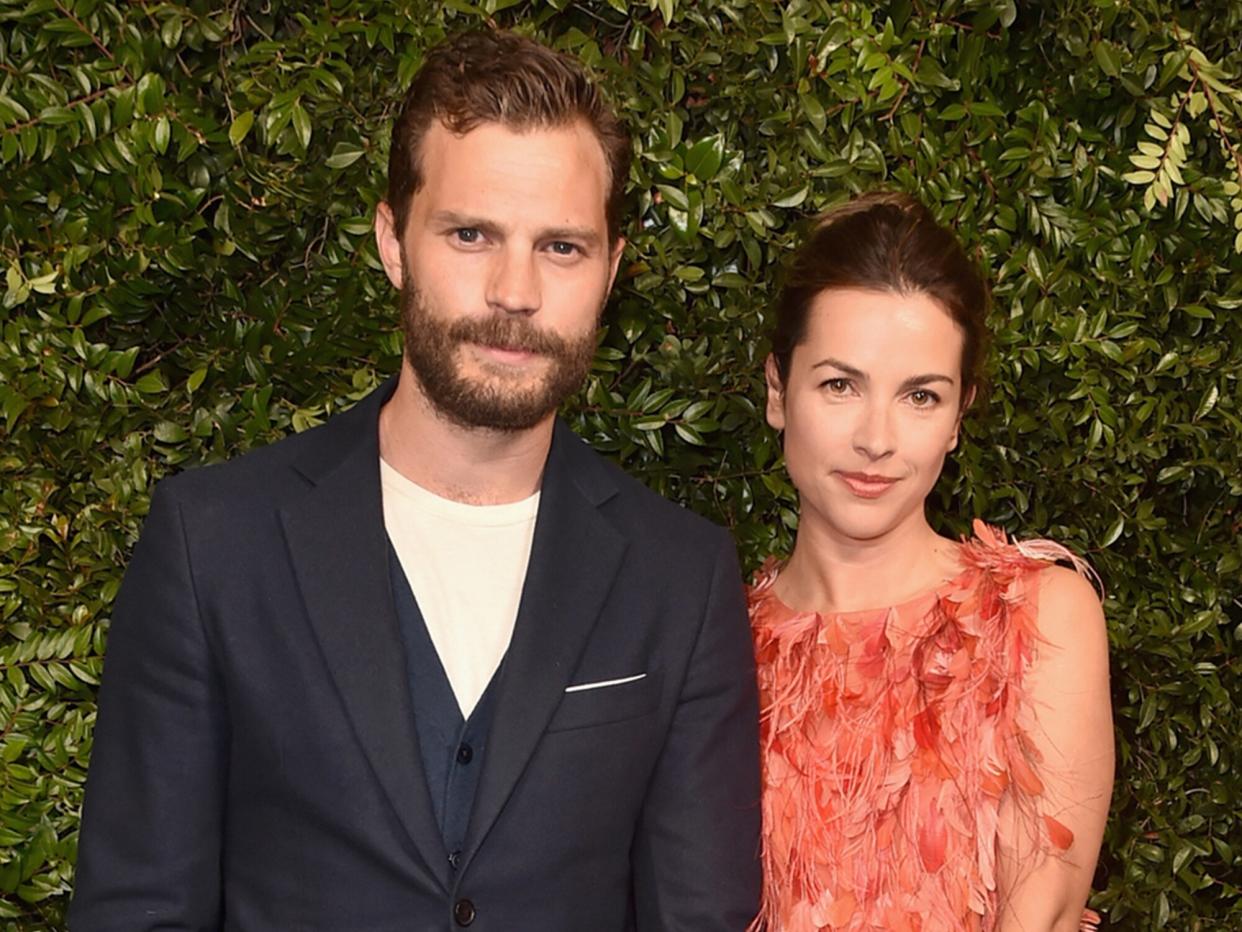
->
<box><xmin>997</xmin><ymin>566</ymin><xmax>1114</xmax><ymax>931</ymax></box>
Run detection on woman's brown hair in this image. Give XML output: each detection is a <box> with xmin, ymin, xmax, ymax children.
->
<box><xmin>770</xmin><ymin>191</ymin><xmax>991</xmax><ymax>410</ymax></box>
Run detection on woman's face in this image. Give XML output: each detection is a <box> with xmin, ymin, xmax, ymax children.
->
<box><xmin>767</xmin><ymin>287</ymin><xmax>968</xmax><ymax>544</ymax></box>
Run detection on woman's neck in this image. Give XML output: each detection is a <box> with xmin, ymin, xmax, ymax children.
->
<box><xmin>775</xmin><ymin>513</ymin><xmax>963</xmax><ymax>614</ymax></box>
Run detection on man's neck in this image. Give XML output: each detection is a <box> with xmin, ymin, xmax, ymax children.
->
<box><xmin>378</xmin><ymin>362</ymin><xmax>553</xmax><ymax>505</ymax></box>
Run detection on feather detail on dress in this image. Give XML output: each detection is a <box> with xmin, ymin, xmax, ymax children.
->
<box><xmin>748</xmin><ymin>522</ymin><xmax>1100</xmax><ymax>931</ymax></box>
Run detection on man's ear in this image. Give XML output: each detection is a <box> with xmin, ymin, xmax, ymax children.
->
<box><xmin>949</xmin><ymin>385</ymin><xmax>978</xmax><ymax>451</ymax></box>
<box><xmin>605</xmin><ymin>236</ymin><xmax>627</xmax><ymax>293</ymax></box>
<box><xmin>374</xmin><ymin>201</ymin><xmax>405</xmax><ymax>290</ymax></box>
<box><xmin>765</xmin><ymin>354</ymin><xmax>787</xmax><ymax>432</ymax></box>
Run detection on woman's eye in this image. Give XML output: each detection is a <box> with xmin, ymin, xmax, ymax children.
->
<box><xmin>822</xmin><ymin>378</ymin><xmax>852</xmax><ymax>394</ymax></box>
<box><xmin>909</xmin><ymin>390</ymin><xmax>939</xmax><ymax>406</ymax></box>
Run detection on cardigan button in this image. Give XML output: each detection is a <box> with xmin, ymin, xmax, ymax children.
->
<box><xmin>453</xmin><ymin>898</ymin><xmax>476</xmax><ymax>926</ymax></box>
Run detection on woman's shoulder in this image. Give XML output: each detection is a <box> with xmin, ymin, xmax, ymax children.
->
<box><xmin>1032</xmin><ymin>563</ymin><xmax>1107</xmax><ymax>656</ymax></box>
<box><xmin>964</xmin><ymin>520</ymin><xmax>1105</xmax><ymax>641</ymax></box>
<box><xmin>746</xmin><ymin>557</ymin><xmax>797</xmax><ymax>638</ymax></box>
<box><xmin>962</xmin><ymin>520</ymin><xmax>1099</xmax><ymax>587</ymax></box>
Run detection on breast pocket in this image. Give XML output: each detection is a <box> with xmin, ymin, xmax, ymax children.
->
<box><xmin>545</xmin><ymin>670</ymin><xmax>664</xmax><ymax>733</ymax></box>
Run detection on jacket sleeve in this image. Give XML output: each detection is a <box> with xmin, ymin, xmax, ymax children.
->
<box><xmin>69</xmin><ymin>481</ymin><xmax>226</xmax><ymax>931</ymax></box>
<box><xmin>631</xmin><ymin>530</ymin><xmax>762</xmax><ymax>931</ymax></box>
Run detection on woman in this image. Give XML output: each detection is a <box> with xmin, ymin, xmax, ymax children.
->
<box><xmin>751</xmin><ymin>192</ymin><xmax>1113</xmax><ymax>931</ymax></box>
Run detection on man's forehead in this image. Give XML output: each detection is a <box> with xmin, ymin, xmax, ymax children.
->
<box><xmin>421</xmin><ymin>118</ymin><xmax>608</xmax><ymax>169</ymax></box>
<box><xmin>413</xmin><ymin>120</ymin><xmax>611</xmax><ymax>224</ymax></box>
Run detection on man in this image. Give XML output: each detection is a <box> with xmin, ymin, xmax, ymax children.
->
<box><xmin>70</xmin><ymin>29</ymin><xmax>761</xmax><ymax>931</ymax></box>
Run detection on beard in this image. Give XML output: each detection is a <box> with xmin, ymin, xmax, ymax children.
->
<box><xmin>399</xmin><ymin>275</ymin><xmax>600</xmax><ymax>432</ymax></box>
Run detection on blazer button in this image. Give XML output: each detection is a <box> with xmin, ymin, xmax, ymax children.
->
<box><xmin>453</xmin><ymin>898</ymin><xmax>476</xmax><ymax>926</ymax></box>
<box><xmin>456</xmin><ymin>742</ymin><xmax>474</xmax><ymax>764</ymax></box>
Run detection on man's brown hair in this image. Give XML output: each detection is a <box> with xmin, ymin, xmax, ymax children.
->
<box><xmin>387</xmin><ymin>30</ymin><xmax>632</xmax><ymax>243</ymax></box>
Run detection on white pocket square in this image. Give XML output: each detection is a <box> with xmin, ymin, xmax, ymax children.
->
<box><xmin>564</xmin><ymin>673</ymin><xmax>647</xmax><ymax>693</ymax></box>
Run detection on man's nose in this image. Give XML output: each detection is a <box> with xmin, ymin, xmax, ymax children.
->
<box><xmin>486</xmin><ymin>247</ymin><xmax>541</xmax><ymax>315</ymax></box>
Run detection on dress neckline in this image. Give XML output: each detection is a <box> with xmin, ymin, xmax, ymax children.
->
<box><xmin>752</xmin><ymin>551</ymin><xmax>973</xmax><ymax>621</ymax></box>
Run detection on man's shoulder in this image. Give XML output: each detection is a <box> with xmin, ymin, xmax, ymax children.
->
<box><xmin>559</xmin><ymin>425</ymin><xmax>727</xmax><ymax>548</ymax></box>
<box><xmin>156</xmin><ymin>389</ymin><xmax>374</xmax><ymax>510</ymax></box>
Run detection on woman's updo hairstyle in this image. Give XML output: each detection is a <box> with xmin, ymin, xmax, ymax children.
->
<box><xmin>769</xmin><ymin>191</ymin><xmax>991</xmax><ymax>412</ymax></box>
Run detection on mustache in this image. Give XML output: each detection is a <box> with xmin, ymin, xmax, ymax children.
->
<box><xmin>446</xmin><ymin>314</ymin><xmax>570</xmax><ymax>356</ymax></box>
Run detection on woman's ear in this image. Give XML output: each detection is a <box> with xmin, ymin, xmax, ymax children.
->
<box><xmin>949</xmin><ymin>386</ymin><xmax>978</xmax><ymax>451</ymax></box>
<box><xmin>765</xmin><ymin>354</ymin><xmax>787</xmax><ymax>432</ymax></box>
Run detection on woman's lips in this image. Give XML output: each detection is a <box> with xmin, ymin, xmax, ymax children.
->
<box><xmin>836</xmin><ymin>471</ymin><xmax>900</xmax><ymax>499</ymax></box>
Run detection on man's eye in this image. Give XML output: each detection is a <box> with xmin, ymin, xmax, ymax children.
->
<box><xmin>549</xmin><ymin>241</ymin><xmax>579</xmax><ymax>256</ymax></box>
<box><xmin>454</xmin><ymin>228</ymin><xmax>481</xmax><ymax>244</ymax></box>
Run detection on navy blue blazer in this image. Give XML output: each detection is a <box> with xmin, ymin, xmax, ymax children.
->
<box><xmin>70</xmin><ymin>378</ymin><xmax>762</xmax><ymax>931</ymax></box>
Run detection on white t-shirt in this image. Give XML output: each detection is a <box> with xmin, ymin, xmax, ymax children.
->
<box><xmin>380</xmin><ymin>458</ymin><xmax>539</xmax><ymax>718</ymax></box>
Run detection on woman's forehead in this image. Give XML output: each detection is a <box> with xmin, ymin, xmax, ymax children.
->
<box><xmin>800</xmin><ymin>288</ymin><xmax>965</xmax><ymax>368</ymax></box>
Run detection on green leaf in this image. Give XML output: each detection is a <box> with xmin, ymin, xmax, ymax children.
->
<box><xmin>153</xmin><ymin>115</ymin><xmax>170</xmax><ymax>155</ymax></box>
<box><xmin>139</xmin><ymin>73</ymin><xmax>166</xmax><ymax>114</ymax></box>
<box><xmin>1093</xmin><ymin>41</ymin><xmax>1122</xmax><ymax>78</ymax></box>
<box><xmin>799</xmin><ymin>92</ymin><xmax>826</xmax><ymax>134</ymax></box>
<box><xmin>673</xmin><ymin>422</ymin><xmax>704</xmax><ymax>445</ymax></box>
<box><xmin>291</xmin><ymin>102</ymin><xmax>312</xmax><ymax>151</ymax></box>
<box><xmin>684</xmin><ymin>135</ymin><xmax>724</xmax><ymax>182</ymax></box>
<box><xmin>772</xmin><ymin>184</ymin><xmax>809</xmax><ymax>208</ymax></box>
<box><xmin>1156</xmin><ymin>49</ymin><xmax>1193</xmax><ymax>90</ymax></box>
<box><xmin>161</xmin><ymin>13</ymin><xmax>183</xmax><ymax>48</ymax></box>
<box><xmin>153</xmin><ymin>421</ymin><xmax>188</xmax><ymax>443</ymax></box>
<box><xmin>655</xmin><ymin>184</ymin><xmax>690</xmax><ymax>211</ymax></box>
<box><xmin>134</xmin><ymin>371</ymin><xmax>167</xmax><ymax>394</ymax></box>
<box><xmin>229</xmin><ymin>110</ymin><xmax>255</xmax><ymax>147</ymax></box>
<box><xmin>1194</xmin><ymin>385</ymin><xmax>1219</xmax><ymax>420</ymax></box>
<box><xmin>325</xmin><ymin>142</ymin><xmax>365</xmax><ymax>169</ymax></box>
<box><xmin>1102</xmin><ymin>516</ymin><xmax>1125</xmax><ymax>548</ymax></box>
<box><xmin>968</xmin><ymin>101</ymin><xmax>1006</xmax><ymax>118</ymax></box>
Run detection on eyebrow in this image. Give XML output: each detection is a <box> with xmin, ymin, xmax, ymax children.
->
<box><xmin>810</xmin><ymin>357</ymin><xmax>866</xmax><ymax>379</ymax></box>
<box><xmin>810</xmin><ymin>357</ymin><xmax>956</xmax><ymax>389</ymax></box>
<box><xmin>543</xmin><ymin>226</ymin><xmax>604</xmax><ymax>250</ymax></box>
<box><xmin>429</xmin><ymin>211</ymin><xmax>602</xmax><ymax>250</ymax></box>
<box><xmin>899</xmin><ymin>373</ymin><xmax>956</xmax><ymax>390</ymax></box>
<box><xmin>429</xmin><ymin>210</ymin><xmax>504</xmax><ymax>237</ymax></box>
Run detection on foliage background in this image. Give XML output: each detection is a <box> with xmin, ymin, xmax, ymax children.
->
<box><xmin>1</xmin><ymin>0</ymin><xmax>1240</xmax><ymax>927</ymax></box>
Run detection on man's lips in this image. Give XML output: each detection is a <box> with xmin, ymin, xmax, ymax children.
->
<box><xmin>835</xmin><ymin>471</ymin><xmax>901</xmax><ymax>499</ymax></box>
<box><xmin>469</xmin><ymin>342</ymin><xmax>544</xmax><ymax>364</ymax></box>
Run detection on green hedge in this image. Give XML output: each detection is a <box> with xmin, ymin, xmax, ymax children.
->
<box><xmin>2</xmin><ymin>0</ymin><xmax>1240</xmax><ymax>927</ymax></box>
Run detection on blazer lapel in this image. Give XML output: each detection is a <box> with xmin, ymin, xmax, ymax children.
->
<box><xmin>463</xmin><ymin>421</ymin><xmax>628</xmax><ymax>865</ymax></box>
<box><xmin>278</xmin><ymin>379</ymin><xmax>450</xmax><ymax>891</ymax></box>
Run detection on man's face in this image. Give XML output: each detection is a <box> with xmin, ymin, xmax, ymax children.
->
<box><xmin>377</xmin><ymin>119</ymin><xmax>624</xmax><ymax>432</ymax></box>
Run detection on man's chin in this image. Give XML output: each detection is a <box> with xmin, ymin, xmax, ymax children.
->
<box><xmin>438</xmin><ymin>399</ymin><xmax>556</xmax><ymax>433</ymax></box>
<box><xmin>426</xmin><ymin>376</ymin><xmax>559</xmax><ymax>432</ymax></box>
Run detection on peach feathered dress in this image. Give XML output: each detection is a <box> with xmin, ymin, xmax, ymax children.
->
<box><xmin>749</xmin><ymin>522</ymin><xmax>1101</xmax><ymax>932</ymax></box>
